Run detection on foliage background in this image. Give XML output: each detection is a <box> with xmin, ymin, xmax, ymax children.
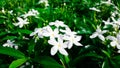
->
<box><xmin>0</xmin><ymin>0</ymin><xmax>120</xmax><ymax>68</ymax></box>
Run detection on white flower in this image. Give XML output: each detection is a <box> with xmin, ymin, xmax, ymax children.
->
<box><xmin>43</xmin><ymin>26</ymin><xmax>59</xmax><ymax>39</ymax></box>
<box><xmin>111</xmin><ymin>17</ymin><xmax>120</xmax><ymax>26</ymax></box>
<box><xmin>90</xmin><ymin>26</ymin><xmax>108</xmax><ymax>41</ymax></box>
<box><xmin>61</xmin><ymin>27</ymin><xmax>83</xmax><ymax>49</ymax></box>
<box><xmin>30</xmin><ymin>28</ymin><xmax>44</xmax><ymax>38</ymax></box>
<box><xmin>13</xmin><ymin>17</ymin><xmax>29</xmax><ymax>28</ymax></box>
<box><xmin>3</xmin><ymin>40</ymin><xmax>18</xmax><ymax>49</ymax></box>
<box><xmin>60</xmin><ymin>27</ymin><xmax>77</xmax><ymax>35</ymax></box>
<box><xmin>89</xmin><ymin>7</ymin><xmax>101</xmax><ymax>12</ymax></box>
<box><xmin>22</xmin><ymin>9</ymin><xmax>39</xmax><ymax>18</ymax></box>
<box><xmin>64</xmin><ymin>35</ymin><xmax>83</xmax><ymax>49</ymax></box>
<box><xmin>48</xmin><ymin>37</ymin><xmax>68</xmax><ymax>56</ymax></box>
<box><xmin>103</xmin><ymin>18</ymin><xmax>112</xmax><ymax>25</ymax></box>
<box><xmin>106</xmin><ymin>34</ymin><xmax>120</xmax><ymax>49</ymax></box>
<box><xmin>103</xmin><ymin>18</ymin><xmax>113</xmax><ymax>28</ymax></box>
<box><xmin>49</xmin><ymin>20</ymin><xmax>67</xmax><ymax>28</ymax></box>
<box><xmin>38</xmin><ymin>0</ymin><xmax>49</xmax><ymax>7</ymax></box>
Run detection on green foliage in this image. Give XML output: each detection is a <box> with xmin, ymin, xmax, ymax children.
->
<box><xmin>1</xmin><ymin>0</ymin><xmax>120</xmax><ymax>68</ymax></box>
<box><xmin>0</xmin><ymin>46</ymin><xmax>25</xmax><ymax>58</ymax></box>
<box><xmin>9</xmin><ymin>58</ymin><xmax>27</xmax><ymax>68</ymax></box>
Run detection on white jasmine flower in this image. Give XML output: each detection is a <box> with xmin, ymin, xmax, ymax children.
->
<box><xmin>43</xmin><ymin>26</ymin><xmax>59</xmax><ymax>39</ymax></box>
<box><xmin>109</xmin><ymin>17</ymin><xmax>120</xmax><ymax>29</ymax></box>
<box><xmin>106</xmin><ymin>34</ymin><xmax>120</xmax><ymax>49</ymax></box>
<box><xmin>64</xmin><ymin>35</ymin><xmax>83</xmax><ymax>49</ymax></box>
<box><xmin>30</xmin><ymin>28</ymin><xmax>44</xmax><ymax>38</ymax></box>
<box><xmin>38</xmin><ymin>0</ymin><xmax>49</xmax><ymax>7</ymax></box>
<box><xmin>111</xmin><ymin>17</ymin><xmax>120</xmax><ymax>26</ymax></box>
<box><xmin>61</xmin><ymin>27</ymin><xmax>83</xmax><ymax>49</ymax></box>
<box><xmin>103</xmin><ymin>18</ymin><xmax>112</xmax><ymax>25</ymax></box>
<box><xmin>90</xmin><ymin>26</ymin><xmax>108</xmax><ymax>41</ymax></box>
<box><xmin>13</xmin><ymin>17</ymin><xmax>29</xmax><ymax>28</ymax></box>
<box><xmin>103</xmin><ymin>18</ymin><xmax>113</xmax><ymax>28</ymax></box>
<box><xmin>89</xmin><ymin>7</ymin><xmax>101</xmax><ymax>12</ymax></box>
<box><xmin>48</xmin><ymin>37</ymin><xmax>68</xmax><ymax>56</ymax></box>
<box><xmin>3</xmin><ymin>40</ymin><xmax>18</xmax><ymax>49</ymax></box>
<box><xmin>49</xmin><ymin>20</ymin><xmax>67</xmax><ymax>28</ymax></box>
<box><xmin>22</xmin><ymin>9</ymin><xmax>39</xmax><ymax>18</ymax></box>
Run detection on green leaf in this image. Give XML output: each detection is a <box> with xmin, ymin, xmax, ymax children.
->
<box><xmin>113</xmin><ymin>55</ymin><xmax>120</xmax><ymax>65</ymax></box>
<box><xmin>0</xmin><ymin>32</ymin><xmax>7</xmax><ymax>36</ymax></box>
<box><xmin>17</xmin><ymin>29</ymin><xmax>32</xmax><ymax>34</ymax></box>
<box><xmin>77</xmin><ymin>28</ymin><xmax>92</xmax><ymax>34</ymax></box>
<box><xmin>73</xmin><ymin>52</ymin><xmax>103</xmax><ymax>65</ymax></box>
<box><xmin>113</xmin><ymin>55</ymin><xmax>120</xmax><ymax>60</ymax></box>
<box><xmin>9</xmin><ymin>58</ymin><xmax>27</xmax><ymax>68</ymax></box>
<box><xmin>102</xmin><ymin>50</ymin><xmax>110</xmax><ymax>58</ymax></box>
<box><xmin>110</xmin><ymin>59</ymin><xmax>119</xmax><ymax>68</ymax></box>
<box><xmin>2</xmin><ymin>36</ymin><xmax>17</xmax><ymax>40</ymax></box>
<box><xmin>102</xmin><ymin>59</ymin><xmax>110</xmax><ymax>68</ymax></box>
<box><xmin>0</xmin><ymin>46</ymin><xmax>25</xmax><ymax>58</ymax></box>
<box><xmin>38</xmin><ymin>56</ymin><xmax>63</xmax><ymax>68</ymax></box>
<box><xmin>28</xmin><ymin>40</ymin><xmax>35</xmax><ymax>54</ymax></box>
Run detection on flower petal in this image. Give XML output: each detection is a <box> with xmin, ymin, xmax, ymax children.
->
<box><xmin>67</xmin><ymin>41</ymin><xmax>73</xmax><ymax>49</ymax></box>
<box><xmin>59</xmin><ymin>48</ymin><xmax>68</xmax><ymax>56</ymax></box>
<box><xmin>106</xmin><ymin>36</ymin><xmax>116</xmax><ymax>41</ymax></box>
<box><xmin>48</xmin><ymin>38</ymin><xmax>57</xmax><ymax>46</ymax></box>
<box><xmin>51</xmin><ymin>46</ymin><xmax>58</xmax><ymax>55</ymax></box>
<box><xmin>116</xmin><ymin>44</ymin><xmax>120</xmax><ymax>49</ymax></box>
<box><xmin>98</xmin><ymin>35</ymin><xmax>105</xmax><ymax>41</ymax></box>
<box><xmin>75</xmin><ymin>36</ymin><xmax>82</xmax><ymax>41</ymax></box>
<box><xmin>110</xmin><ymin>41</ymin><xmax>117</xmax><ymax>47</ymax></box>
<box><xmin>74</xmin><ymin>41</ymin><xmax>83</xmax><ymax>46</ymax></box>
<box><xmin>90</xmin><ymin>32</ymin><xmax>98</xmax><ymax>38</ymax></box>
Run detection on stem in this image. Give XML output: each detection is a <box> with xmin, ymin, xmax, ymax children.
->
<box><xmin>60</xmin><ymin>59</ymin><xmax>66</xmax><ymax>68</ymax></box>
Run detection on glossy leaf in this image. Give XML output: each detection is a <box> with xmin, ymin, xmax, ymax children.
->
<box><xmin>38</xmin><ymin>56</ymin><xmax>63</xmax><ymax>68</ymax></box>
<box><xmin>0</xmin><ymin>46</ymin><xmax>25</xmax><ymax>58</ymax></box>
<box><xmin>9</xmin><ymin>58</ymin><xmax>27</xmax><ymax>68</ymax></box>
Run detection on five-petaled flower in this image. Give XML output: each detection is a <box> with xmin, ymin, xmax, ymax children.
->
<box><xmin>90</xmin><ymin>26</ymin><xmax>108</xmax><ymax>41</ymax></box>
<box><xmin>13</xmin><ymin>17</ymin><xmax>29</xmax><ymax>28</ymax></box>
<box><xmin>43</xmin><ymin>26</ymin><xmax>59</xmax><ymax>39</ymax></box>
<box><xmin>61</xmin><ymin>27</ymin><xmax>83</xmax><ymax>49</ymax></box>
<box><xmin>48</xmin><ymin>36</ymin><xmax>68</xmax><ymax>56</ymax></box>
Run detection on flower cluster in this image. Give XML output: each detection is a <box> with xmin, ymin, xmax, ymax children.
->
<box><xmin>13</xmin><ymin>9</ymin><xmax>39</xmax><ymax>28</ymax></box>
<box><xmin>30</xmin><ymin>20</ymin><xmax>83</xmax><ymax>56</ymax></box>
<box><xmin>90</xmin><ymin>0</ymin><xmax>120</xmax><ymax>53</ymax></box>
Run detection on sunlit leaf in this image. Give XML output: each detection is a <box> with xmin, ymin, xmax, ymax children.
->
<box><xmin>9</xmin><ymin>58</ymin><xmax>27</xmax><ymax>68</ymax></box>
